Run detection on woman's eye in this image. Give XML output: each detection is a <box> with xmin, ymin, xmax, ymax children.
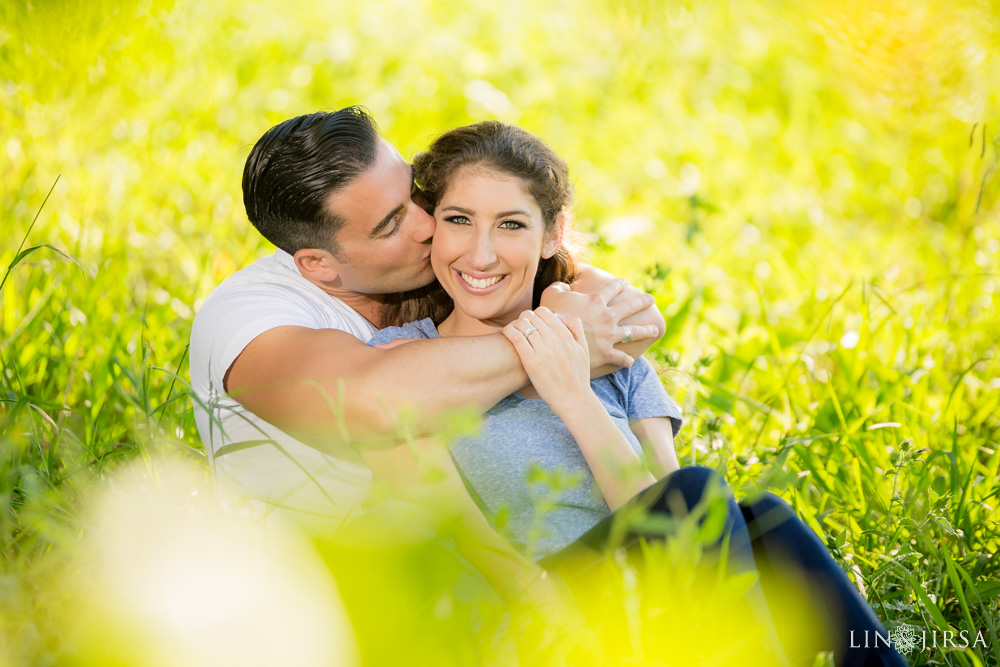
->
<box><xmin>446</xmin><ymin>215</ymin><xmax>471</xmax><ymax>225</ymax></box>
<box><xmin>499</xmin><ymin>220</ymin><xmax>525</xmax><ymax>230</ymax></box>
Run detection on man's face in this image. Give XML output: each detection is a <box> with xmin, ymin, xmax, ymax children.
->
<box><xmin>323</xmin><ymin>140</ymin><xmax>436</xmax><ymax>295</ymax></box>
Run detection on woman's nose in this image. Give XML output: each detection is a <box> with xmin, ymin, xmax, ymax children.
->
<box><xmin>468</xmin><ymin>231</ymin><xmax>497</xmax><ymax>269</ymax></box>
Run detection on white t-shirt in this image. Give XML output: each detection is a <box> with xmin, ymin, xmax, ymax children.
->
<box><xmin>189</xmin><ymin>249</ymin><xmax>377</xmax><ymax>527</ymax></box>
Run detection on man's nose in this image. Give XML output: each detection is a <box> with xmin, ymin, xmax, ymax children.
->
<box><xmin>412</xmin><ymin>205</ymin><xmax>435</xmax><ymax>243</ymax></box>
<box><xmin>468</xmin><ymin>231</ymin><xmax>497</xmax><ymax>269</ymax></box>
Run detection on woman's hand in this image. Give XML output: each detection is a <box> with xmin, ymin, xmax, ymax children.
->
<box><xmin>503</xmin><ymin>307</ymin><xmax>659</xmax><ymax>510</ymax></box>
<box><xmin>502</xmin><ymin>307</ymin><xmax>657</xmax><ymax>510</ymax></box>
<box><xmin>501</xmin><ymin>307</ymin><xmax>594</xmax><ymax>416</ymax></box>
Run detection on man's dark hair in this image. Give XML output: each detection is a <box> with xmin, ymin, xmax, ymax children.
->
<box><xmin>242</xmin><ymin>106</ymin><xmax>380</xmax><ymax>255</ymax></box>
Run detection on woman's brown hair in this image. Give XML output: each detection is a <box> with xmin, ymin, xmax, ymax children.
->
<box><xmin>379</xmin><ymin>121</ymin><xmax>579</xmax><ymax>328</ymax></box>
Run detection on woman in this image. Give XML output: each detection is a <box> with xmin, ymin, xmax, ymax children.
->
<box><xmin>371</xmin><ymin>120</ymin><xmax>681</xmax><ymax>559</ymax></box>
<box><xmin>369</xmin><ymin>121</ymin><xmax>906</xmax><ymax>667</ymax></box>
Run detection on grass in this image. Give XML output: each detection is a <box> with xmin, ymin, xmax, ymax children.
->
<box><xmin>1</xmin><ymin>0</ymin><xmax>999</xmax><ymax>664</ymax></box>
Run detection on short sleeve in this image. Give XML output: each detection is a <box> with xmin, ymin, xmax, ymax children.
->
<box><xmin>624</xmin><ymin>357</ymin><xmax>684</xmax><ymax>436</ymax></box>
<box><xmin>367</xmin><ymin>318</ymin><xmax>439</xmax><ymax>347</ymax></box>
<box><xmin>191</xmin><ymin>282</ymin><xmax>336</xmax><ymax>392</ymax></box>
<box><xmin>367</xmin><ymin>325</ymin><xmax>411</xmax><ymax>347</ymax></box>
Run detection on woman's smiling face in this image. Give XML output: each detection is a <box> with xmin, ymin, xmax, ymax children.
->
<box><xmin>431</xmin><ymin>165</ymin><xmax>560</xmax><ymax>329</ymax></box>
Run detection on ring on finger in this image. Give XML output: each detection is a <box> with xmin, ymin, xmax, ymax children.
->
<box><xmin>621</xmin><ymin>324</ymin><xmax>632</xmax><ymax>344</ymax></box>
<box><xmin>523</xmin><ymin>325</ymin><xmax>539</xmax><ymax>338</ymax></box>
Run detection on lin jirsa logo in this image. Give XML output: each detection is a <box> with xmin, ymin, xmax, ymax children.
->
<box><xmin>851</xmin><ymin>623</ymin><xmax>989</xmax><ymax>656</ymax></box>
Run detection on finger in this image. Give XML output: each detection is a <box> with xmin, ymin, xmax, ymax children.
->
<box><xmin>609</xmin><ymin>292</ymin><xmax>656</xmax><ymax>324</ymax></box>
<box><xmin>605</xmin><ymin>279</ymin><xmax>643</xmax><ymax>306</ymax></box>
<box><xmin>373</xmin><ymin>338</ymin><xmax>420</xmax><ymax>350</ymax></box>
<box><xmin>521</xmin><ymin>311</ymin><xmax>552</xmax><ymax>346</ymax></box>
<box><xmin>542</xmin><ymin>281</ymin><xmax>570</xmax><ymax>294</ymax></box>
<box><xmin>513</xmin><ymin>312</ymin><xmax>538</xmax><ymax>335</ymax></box>
<box><xmin>591</xmin><ymin>277</ymin><xmax>628</xmax><ymax>305</ymax></box>
<box><xmin>614</xmin><ymin>323</ymin><xmax>661</xmax><ymax>343</ymax></box>
<box><xmin>511</xmin><ymin>316</ymin><xmax>535</xmax><ymax>337</ymax></box>
<box><xmin>533</xmin><ymin>306</ymin><xmax>562</xmax><ymax>328</ymax></box>
<box><xmin>502</xmin><ymin>323</ymin><xmax>538</xmax><ymax>362</ymax></box>
<box><xmin>605</xmin><ymin>348</ymin><xmax>635</xmax><ymax>368</ymax></box>
<box><xmin>563</xmin><ymin>317</ymin><xmax>588</xmax><ymax>351</ymax></box>
<box><xmin>535</xmin><ymin>307</ymin><xmax>574</xmax><ymax>343</ymax></box>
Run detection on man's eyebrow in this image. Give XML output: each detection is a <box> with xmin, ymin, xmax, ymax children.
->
<box><xmin>369</xmin><ymin>203</ymin><xmax>405</xmax><ymax>238</ymax></box>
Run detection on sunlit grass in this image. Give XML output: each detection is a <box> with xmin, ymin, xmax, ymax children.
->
<box><xmin>2</xmin><ymin>0</ymin><xmax>999</xmax><ymax>664</ymax></box>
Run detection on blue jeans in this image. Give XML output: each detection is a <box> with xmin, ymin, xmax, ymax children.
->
<box><xmin>542</xmin><ymin>466</ymin><xmax>908</xmax><ymax>667</ymax></box>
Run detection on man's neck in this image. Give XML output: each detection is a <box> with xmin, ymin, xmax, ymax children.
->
<box><xmin>298</xmin><ymin>271</ymin><xmax>383</xmax><ymax>326</ymax></box>
<box><xmin>328</xmin><ymin>290</ymin><xmax>385</xmax><ymax>326</ymax></box>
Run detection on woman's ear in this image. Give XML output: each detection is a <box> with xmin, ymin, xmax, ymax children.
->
<box><xmin>541</xmin><ymin>211</ymin><xmax>567</xmax><ymax>259</ymax></box>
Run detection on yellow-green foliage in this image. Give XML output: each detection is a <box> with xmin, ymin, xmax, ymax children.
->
<box><xmin>1</xmin><ymin>0</ymin><xmax>999</xmax><ymax>665</ymax></box>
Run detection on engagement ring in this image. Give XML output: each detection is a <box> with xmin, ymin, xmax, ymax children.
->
<box><xmin>524</xmin><ymin>326</ymin><xmax>539</xmax><ymax>338</ymax></box>
<box><xmin>621</xmin><ymin>325</ymin><xmax>632</xmax><ymax>344</ymax></box>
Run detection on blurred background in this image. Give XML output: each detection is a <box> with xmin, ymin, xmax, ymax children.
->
<box><xmin>1</xmin><ymin>0</ymin><xmax>999</xmax><ymax>665</ymax></box>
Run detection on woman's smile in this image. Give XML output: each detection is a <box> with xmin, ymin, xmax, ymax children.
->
<box><xmin>455</xmin><ymin>269</ymin><xmax>509</xmax><ymax>293</ymax></box>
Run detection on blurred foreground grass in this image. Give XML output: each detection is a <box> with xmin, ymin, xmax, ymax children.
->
<box><xmin>2</xmin><ymin>0</ymin><xmax>1000</xmax><ymax>665</ymax></box>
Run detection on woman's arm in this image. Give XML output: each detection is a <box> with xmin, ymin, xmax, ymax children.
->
<box><xmin>553</xmin><ymin>396</ymin><xmax>658</xmax><ymax>510</ymax></box>
<box><xmin>501</xmin><ymin>308</ymin><xmax>657</xmax><ymax>511</ymax></box>
<box><xmin>630</xmin><ymin>417</ymin><xmax>680</xmax><ymax>480</ymax></box>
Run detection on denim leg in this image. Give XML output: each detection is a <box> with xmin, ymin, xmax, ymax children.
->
<box><xmin>569</xmin><ymin>466</ymin><xmax>752</xmax><ymax>563</ymax></box>
<box><xmin>740</xmin><ymin>493</ymin><xmax>908</xmax><ymax>667</ymax></box>
<box><xmin>544</xmin><ymin>466</ymin><xmax>789</xmax><ymax>665</ymax></box>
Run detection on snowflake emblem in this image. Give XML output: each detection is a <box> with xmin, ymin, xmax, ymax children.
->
<box><xmin>891</xmin><ymin>624</ymin><xmax>921</xmax><ymax>653</ymax></box>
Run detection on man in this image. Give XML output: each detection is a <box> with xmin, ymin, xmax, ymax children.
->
<box><xmin>189</xmin><ymin>106</ymin><xmax>664</xmax><ymax>527</ymax></box>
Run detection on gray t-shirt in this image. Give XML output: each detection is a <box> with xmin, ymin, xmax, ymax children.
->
<box><xmin>369</xmin><ymin>318</ymin><xmax>683</xmax><ymax>559</ymax></box>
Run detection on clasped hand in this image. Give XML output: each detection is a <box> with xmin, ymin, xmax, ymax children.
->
<box><xmin>501</xmin><ymin>308</ymin><xmax>592</xmax><ymax>415</ymax></box>
<box><xmin>538</xmin><ymin>277</ymin><xmax>660</xmax><ymax>370</ymax></box>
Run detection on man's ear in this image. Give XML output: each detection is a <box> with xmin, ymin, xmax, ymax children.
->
<box><xmin>294</xmin><ymin>247</ymin><xmax>342</xmax><ymax>283</ymax></box>
<box><xmin>541</xmin><ymin>211</ymin><xmax>567</xmax><ymax>259</ymax></box>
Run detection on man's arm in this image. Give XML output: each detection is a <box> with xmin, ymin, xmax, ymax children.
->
<box><xmin>225</xmin><ymin>268</ymin><xmax>662</xmax><ymax>443</ymax></box>
<box><xmin>226</xmin><ymin>327</ymin><xmax>525</xmax><ymax>442</ymax></box>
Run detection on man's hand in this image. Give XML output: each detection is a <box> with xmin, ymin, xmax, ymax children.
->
<box><xmin>539</xmin><ymin>278</ymin><xmax>661</xmax><ymax>369</ymax></box>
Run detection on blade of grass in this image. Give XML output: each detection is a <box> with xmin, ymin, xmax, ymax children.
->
<box><xmin>1</xmin><ymin>175</ymin><xmax>63</xmax><ymax>293</ymax></box>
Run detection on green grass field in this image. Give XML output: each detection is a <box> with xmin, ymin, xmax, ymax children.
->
<box><xmin>2</xmin><ymin>0</ymin><xmax>999</xmax><ymax>665</ymax></box>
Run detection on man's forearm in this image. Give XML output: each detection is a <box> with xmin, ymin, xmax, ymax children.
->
<box><xmin>349</xmin><ymin>333</ymin><xmax>528</xmax><ymax>439</ymax></box>
<box><xmin>228</xmin><ymin>327</ymin><xmax>528</xmax><ymax>444</ymax></box>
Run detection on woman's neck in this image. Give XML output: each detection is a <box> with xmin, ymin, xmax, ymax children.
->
<box><xmin>437</xmin><ymin>311</ymin><xmax>511</xmax><ymax>338</ymax></box>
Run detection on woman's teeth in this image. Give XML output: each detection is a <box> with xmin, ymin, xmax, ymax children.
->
<box><xmin>459</xmin><ymin>272</ymin><xmax>503</xmax><ymax>289</ymax></box>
